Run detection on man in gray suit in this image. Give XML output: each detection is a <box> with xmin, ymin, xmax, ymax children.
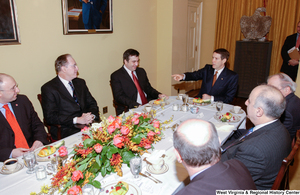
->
<box><xmin>221</xmin><ymin>85</ymin><xmax>291</xmax><ymax>190</ymax></box>
<box><xmin>267</xmin><ymin>73</ymin><xmax>300</xmax><ymax>140</ymax></box>
<box><xmin>174</xmin><ymin>119</ymin><xmax>256</xmax><ymax>195</ymax></box>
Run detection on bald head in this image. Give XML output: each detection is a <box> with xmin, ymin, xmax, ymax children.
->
<box><xmin>0</xmin><ymin>73</ymin><xmax>19</xmax><ymax>104</ymax></box>
<box><xmin>247</xmin><ymin>85</ymin><xmax>286</xmax><ymax>122</ymax></box>
<box><xmin>173</xmin><ymin>119</ymin><xmax>221</xmax><ymax>167</ymax></box>
<box><xmin>0</xmin><ymin>73</ymin><xmax>13</xmax><ymax>90</ymax></box>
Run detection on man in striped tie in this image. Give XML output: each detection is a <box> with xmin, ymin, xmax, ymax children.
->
<box><xmin>0</xmin><ymin>73</ymin><xmax>49</xmax><ymax>162</ymax></box>
<box><xmin>221</xmin><ymin>85</ymin><xmax>291</xmax><ymax>190</ymax></box>
<box><xmin>41</xmin><ymin>54</ymin><xmax>100</xmax><ymax>140</ymax></box>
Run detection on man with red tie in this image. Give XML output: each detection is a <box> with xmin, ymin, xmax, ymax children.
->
<box><xmin>280</xmin><ymin>21</ymin><xmax>300</xmax><ymax>81</ymax></box>
<box><xmin>172</xmin><ymin>48</ymin><xmax>238</xmax><ymax>104</ymax></box>
<box><xmin>0</xmin><ymin>73</ymin><xmax>48</xmax><ymax>162</ymax></box>
<box><xmin>110</xmin><ymin>49</ymin><xmax>168</xmax><ymax>115</ymax></box>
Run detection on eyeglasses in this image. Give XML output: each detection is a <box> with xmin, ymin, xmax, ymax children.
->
<box><xmin>0</xmin><ymin>84</ymin><xmax>18</xmax><ymax>92</ymax></box>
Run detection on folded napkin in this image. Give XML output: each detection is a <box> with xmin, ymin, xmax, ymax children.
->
<box><xmin>146</xmin><ymin>150</ymin><xmax>165</xmax><ymax>164</ymax></box>
<box><xmin>213</xmin><ymin>123</ymin><xmax>235</xmax><ymax>132</ymax></box>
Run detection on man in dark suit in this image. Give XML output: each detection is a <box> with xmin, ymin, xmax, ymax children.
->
<box><xmin>80</xmin><ymin>0</ymin><xmax>107</xmax><ymax>29</ymax></box>
<box><xmin>172</xmin><ymin>48</ymin><xmax>238</xmax><ymax>103</ymax></box>
<box><xmin>267</xmin><ymin>73</ymin><xmax>300</xmax><ymax>140</ymax></box>
<box><xmin>280</xmin><ymin>21</ymin><xmax>300</xmax><ymax>81</ymax></box>
<box><xmin>110</xmin><ymin>49</ymin><xmax>168</xmax><ymax>115</ymax></box>
<box><xmin>173</xmin><ymin>119</ymin><xmax>256</xmax><ymax>195</ymax></box>
<box><xmin>221</xmin><ymin>85</ymin><xmax>291</xmax><ymax>190</ymax></box>
<box><xmin>41</xmin><ymin>54</ymin><xmax>99</xmax><ymax>140</ymax></box>
<box><xmin>0</xmin><ymin>73</ymin><xmax>48</xmax><ymax>162</ymax></box>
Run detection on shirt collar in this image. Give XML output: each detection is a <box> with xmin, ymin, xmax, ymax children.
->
<box><xmin>214</xmin><ymin>66</ymin><xmax>225</xmax><ymax>75</ymax></box>
<box><xmin>253</xmin><ymin>119</ymin><xmax>277</xmax><ymax>132</ymax></box>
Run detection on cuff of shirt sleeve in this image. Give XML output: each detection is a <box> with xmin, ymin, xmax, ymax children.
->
<box><xmin>211</xmin><ymin>96</ymin><xmax>214</xmax><ymax>102</ymax></box>
<box><xmin>73</xmin><ymin>117</ymin><xmax>77</xmax><ymax>124</ymax></box>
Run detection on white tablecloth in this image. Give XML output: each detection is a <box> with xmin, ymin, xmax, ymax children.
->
<box><xmin>0</xmin><ymin>96</ymin><xmax>246</xmax><ymax>195</ymax></box>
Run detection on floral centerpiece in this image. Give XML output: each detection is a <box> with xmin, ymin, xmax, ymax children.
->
<box><xmin>32</xmin><ymin>112</ymin><xmax>172</xmax><ymax>195</ymax></box>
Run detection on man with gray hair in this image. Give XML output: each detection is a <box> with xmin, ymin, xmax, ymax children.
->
<box><xmin>221</xmin><ymin>85</ymin><xmax>291</xmax><ymax>190</ymax></box>
<box><xmin>174</xmin><ymin>119</ymin><xmax>256</xmax><ymax>195</ymax></box>
<box><xmin>267</xmin><ymin>73</ymin><xmax>300</xmax><ymax>139</ymax></box>
<box><xmin>41</xmin><ymin>54</ymin><xmax>100</xmax><ymax>140</ymax></box>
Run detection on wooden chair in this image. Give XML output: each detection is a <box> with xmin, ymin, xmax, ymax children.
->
<box><xmin>271</xmin><ymin>129</ymin><xmax>300</xmax><ymax>190</ymax></box>
<box><xmin>37</xmin><ymin>94</ymin><xmax>62</xmax><ymax>143</ymax></box>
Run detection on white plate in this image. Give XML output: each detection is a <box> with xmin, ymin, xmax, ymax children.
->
<box><xmin>99</xmin><ymin>181</ymin><xmax>141</xmax><ymax>195</ymax></box>
<box><xmin>188</xmin><ymin>99</ymin><xmax>211</xmax><ymax>106</ymax></box>
<box><xmin>35</xmin><ymin>148</ymin><xmax>58</xmax><ymax>162</ymax></box>
<box><xmin>149</xmin><ymin>99</ymin><xmax>170</xmax><ymax>107</ymax></box>
<box><xmin>0</xmin><ymin>163</ymin><xmax>24</xmax><ymax>175</ymax></box>
<box><xmin>214</xmin><ymin>113</ymin><xmax>241</xmax><ymax>123</ymax></box>
<box><xmin>229</xmin><ymin>108</ymin><xmax>244</xmax><ymax>114</ymax></box>
<box><xmin>146</xmin><ymin>164</ymin><xmax>169</xmax><ymax>174</ymax></box>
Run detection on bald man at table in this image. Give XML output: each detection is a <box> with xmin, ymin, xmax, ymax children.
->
<box><xmin>173</xmin><ymin>119</ymin><xmax>256</xmax><ymax>194</ymax></box>
<box><xmin>0</xmin><ymin>73</ymin><xmax>48</xmax><ymax>162</ymax></box>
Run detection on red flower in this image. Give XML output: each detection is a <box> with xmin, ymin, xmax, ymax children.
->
<box><xmin>94</xmin><ymin>143</ymin><xmax>103</xmax><ymax>153</ymax></box>
<box><xmin>113</xmin><ymin>134</ymin><xmax>124</xmax><ymax>148</ymax></box>
<box><xmin>107</xmin><ymin>124</ymin><xmax>116</xmax><ymax>134</ymax></box>
<box><xmin>71</xmin><ymin>170</ymin><xmax>84</xmax><ymax>182</ymax></box>
<box><xmin>120</xmin><ymin>126</ymin><xmax>130</xmax><ymax>135</ymax></box>
<box><xmin>132</xmin><ymin>117</ymin><xmax>139</xmax><ymax>125</ymax></box>
<box><xmin>81</xmin><ymin>126</ymin><xmax>89</xmax><ymax>133</ymax></box>
<box><xmin>58</xmin><ymin>146</ymin><xmax>68</xmax><ymax>157</ymax></box>
<box><xmin>107</xmin><ymin>115</ymin><xmax>115</xmax><ymax>123</ymax></box>
<box><xmin>67</xmin><ymin>185</ymin><xmax>82</xmax><ymax>195</ymax></box>
<box><xmin>147</xmin><ymin>131</ymin><xmax>155</xmax><ymax>137</ymax></box>
<box><xmin>152</xmin><ymin>120</ymin><xmax>160</xmax><ymax>128</ymax></box>
<box><xmin>114</xmin><ymin>118</ymin><xmax>122</xmax><ymax>128</ymax></box>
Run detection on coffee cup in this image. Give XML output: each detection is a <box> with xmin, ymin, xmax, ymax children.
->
<box><xmin>145</xmin><ymin>104</ymin><xmax>152</xmax><ymax>112</ymax></box>
<box><xmin>2</xmin><ymin>158</ymin><xmax>18</xmax><ymax>172</ymax></box>
<box><xmin>151</xmin><ymin>158</ymin><xmax>164</xmax><ymax>171</ymax></box>
<box><xmin>233</xmin><ymin>106</ymin><xmax>241</xmax><ymax>114</ymax></box>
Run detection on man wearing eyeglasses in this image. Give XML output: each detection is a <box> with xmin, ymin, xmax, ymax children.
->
<box><xmin>0</xmin><ymin>73</ymin><xmax>49</xmax><ymax>162</ymax></box>
<box><xmin>41</xmin><ymin>54</ymin><xmax>100</xmax><ymax>140</ymax></box>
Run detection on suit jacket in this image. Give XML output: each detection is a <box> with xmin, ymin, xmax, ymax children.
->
<box><xmin>175</xmin><ymin>160</ymin><xmax>256</xmax><ymax>195</ymax></box>
<box><xmin>184</xmin><ymin>65</ymin><xmax>238</xmax><ymax>103</ymax></box>
<box><xmin>281</xmin><ymin>33</ymin><xmax>299</xmax><ymax>81</ymax></box>
<box><xmin>280</xmin><ymin>92</ymin><xmax>300</xmax><ymax>140</ymax></box>
<box><xmin>80</xmin><ymin>0</ymin><xmax>107</xmax><ymax>27</ymax></box>
<box><xmin>41</xmin><ymin>76</ymin><xmax>99</xmax><ymax>140</ymax></box>
<box><xmin>110</xmin><ymin>66</ymin><xmax>161</xmax><ymax>115</ymax></box>
<box><xmin>0</xmin><ymin>95</ymin><xmax>49</xmax><ymax>162</ymax></box>
<box><xmin>221</xmin><ymin>120</ymin><xmax>291</xmax><ymax>190</ymax></box>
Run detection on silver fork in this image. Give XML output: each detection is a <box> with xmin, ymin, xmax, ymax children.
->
<box><xmin>144</xmin><ymin>171</ymin><xmax>163</xmax><ymax>183</ymax></box>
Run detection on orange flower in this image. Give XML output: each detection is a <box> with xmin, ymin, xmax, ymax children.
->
<box><xmin>75</xmin><ymin>147</ymin><xmax>93</xmax><ymax>158</ymax></box>
<box><xmin>110</xmin><ymin>153</ymin><xmax>122</xmax><ymax>166</ymax></box>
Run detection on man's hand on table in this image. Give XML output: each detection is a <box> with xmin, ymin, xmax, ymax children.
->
<box><xmin>30</xmin><ymin>140</ymin><xmax>44</xmax><ymax>151</ymax></box>
<box><xmin>159</xmin><ymin>94</ymin><xmax>169</xmax><ymax>100</ymax></box>
<box><xmin>12</xmin><ymin>148</ymin><xmax>30</xmax><ymax>158</ymax></box>
<box><xmin>77</xmin><ymin>112</ymin><xmax>95</xmax><ymax>124</ymax></box>
<box><xmin>202</xmin><ymin>94</ymin><xmax>211</xmax><ymax>100</ymax></box>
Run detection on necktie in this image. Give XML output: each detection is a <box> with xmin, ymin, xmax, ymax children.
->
<box><xmin>3</xmin><ymin>104</ymin><xmax>29</xmax><ymax>149</ymax></box>
<box><xmin>222</xmin><ymin>128</ymin><xmax>254</xmax><ymax>153</ymax></box>
<box><xmin>68</xmin><ymin>82</ymin><xmax>80</xmax><ymax>106</ymax></box>
<box><xmin>212</xmin><ymin>71</ymin><xmax>218</xmax><ymax>86</ymax></box>
<box><xmin>296</xmin><ymin>36</ymin><xmax>300</xmax><ymax>49</ymax></box>
<box><xmin>132</xmin><ymin>71</ymin><xmax>148</xmax><ymax>105</ymax></box>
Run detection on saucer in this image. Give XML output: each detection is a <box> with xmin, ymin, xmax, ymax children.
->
<box><xmin>0</xmin><ymin>163</ymin><xmax>24</xmax><ymax>175</ymax></box>
<box><xmin>229</xmin><ymin>109</ymin><xmax>244</xmax><ymax>114</ymax></box>
<box><xmin>146</xmin><ymin>164</ymin><xmax>169</xmax><ymax>174</ymax></box>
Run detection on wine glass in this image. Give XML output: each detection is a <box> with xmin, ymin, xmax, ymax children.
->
<box><xmin>216</xmin><ymin>101</ymin><xmax>223</xmax><ymax>113</ymax></box>
<box><xmin>182</xmin><ymin>94</ymin><xmax>188</xmax><ymax>105</ymax></box>
<box><xmin>130</xmin><ymin>156</ymin><xmax>142</xmax><ymax>179</ymax></box>
<box><xmin>23</xmin><ymin>151</ymin><xmax>36</xmax><ymax>174</ymax></box>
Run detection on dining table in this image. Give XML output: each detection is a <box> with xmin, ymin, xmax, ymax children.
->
<box><xmin>0</xmin><ymin>96</ymin><xmax>247</xmax><ymax>195</ymax></box>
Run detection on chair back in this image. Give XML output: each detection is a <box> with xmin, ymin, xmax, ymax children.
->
<box><xmin>113</xmin><ymin>99</ymin><xmax>129</xmax><ymax>116</ymax></box>
<box><xmin>37</xmin><ymin>94</ymin><xmax>62</xmax><ymax>142</ymax></box>
<box><xmin>271</xmin><ymin>129</ymin><xmax>300</xmax><ymax>190</ymax></box>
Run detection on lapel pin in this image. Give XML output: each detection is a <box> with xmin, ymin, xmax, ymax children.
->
<box><xmin>16</xmin><ymin>104</ymin><xmax>18</xmax><ymax>106</ymax></box>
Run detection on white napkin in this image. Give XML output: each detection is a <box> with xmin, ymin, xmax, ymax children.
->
<box><xmin>213</xmin><ymin>123</ymin><xmax>235</xmax><ymax>132</ymax></box>
<box><xmin>196</xmin><ymin>112</ymin><xmax>204</xmax><ymax>118</ymax></box>
<box><xmin>147</xmin><ymin>150</ymin><xmax>165</xmax><ymax>164</ymax></box>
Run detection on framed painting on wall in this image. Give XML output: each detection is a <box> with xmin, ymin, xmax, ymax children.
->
<box><xmin>0</xmin><ymin>0</ymin><xmax>21</xmax><ymax>45</ymax></box>
<box><xmin>61</xmin><ymin>0</ymin><xmax>113</xmax><ymax>34</ymax></box>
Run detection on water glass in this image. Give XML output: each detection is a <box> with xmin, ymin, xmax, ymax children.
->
<box><xmin>130</xmin><ymin>156</ymin><xmax>142</xmax><ymax>179</ymax></box>
<box><xmin>216</xmin><ymin>101</ymin><xmax>223</xmax><ymax>113</ymax></box>
<box><xmin>35</xmin><ymin>165</ymin><xmax>47</xmax><ymax>180</ymax></box>
<box><xmin>82</xmin><ymin>184</ymin><xmax>94</xmax><ymax>195</ymax></box>
<box><xmin>23</xmin><ymin>151</ymin><xmax>36</xmax><ymax>174</ymax></box>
